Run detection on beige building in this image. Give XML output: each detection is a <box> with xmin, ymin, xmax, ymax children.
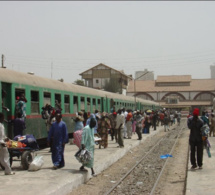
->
<box><xmin>79</xmin><ymin>63</ymin><xmax>132</xmax><ymax>95</ymax></box>
<box><xmin>127</xmin><ymin>75</ymin><xmax>215</xmax><ymax>112</ymax></box>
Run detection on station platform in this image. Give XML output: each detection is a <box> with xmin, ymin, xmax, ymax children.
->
<box><xmin>186</xmin><ymin>136</ymin><xmax>215</xmax><ymax>195</ymax></box>
<box><xmin>0</xmin><ymin>123</ymin><xmax>214</xmax><ymax>195</ymax></box>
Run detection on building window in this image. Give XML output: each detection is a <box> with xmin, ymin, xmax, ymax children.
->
<box><xmin>96</xmin><ymin>79</ymin><xmax>99</xmax><ymax>83</ymax></box>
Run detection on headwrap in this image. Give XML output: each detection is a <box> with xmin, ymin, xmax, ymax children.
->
<box><xmin>193</xmin><ymin>108</ymin><xmax>199</xmax><ymax>116</ymax></box>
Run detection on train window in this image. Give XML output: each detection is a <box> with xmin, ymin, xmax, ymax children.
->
<box><xmin>73</xmin><ymin>96</ymin><xmax>78</xmax><ymax>113</ymax></box>
<box><xmin>55</xmin><ymin>94</ymin><xmax>61</xmax><ymax>110</ymax></box>
<box><xmin>81</xmin><ymin>97</ymin><xmax>85</xmax><ymax>111</ymax></box>
<box><xmin>43</xmin><ymin>92</ymin><xmax>51</xmax><ymax>106</ymax></box>
<box><xmin>92</xmin><ymin>98</ymin><xmax>96</xmax><ymax>112</ymax></box>
<box><xmin>98</xmin><ymin>99</ymin><xmax>101</xmax><ymax>112</ymax></box>
<box><xmin>31</xmin><ymin>91</ymin><xmax>39</xmax><ymax>114</ymax></box>
<box><xmin>15</xmin><ymin>89</ymin><xmax>25</xmax><ymax>100</ymax></box>
<box><xmin>64</xmin><ymin>95</ymin><xmax>70</xmax><ymax>113</ymax></box>
<box><xmin>87</xmin><ymin>97</ymin><xmax>91</xmax><ymax>112</ymax></box>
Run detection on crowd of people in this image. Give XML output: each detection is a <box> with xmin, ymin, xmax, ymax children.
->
<box><xmin>4</xmin><ymin>92</ymin><xmax>212</xmax><ymax>177</ymax></box>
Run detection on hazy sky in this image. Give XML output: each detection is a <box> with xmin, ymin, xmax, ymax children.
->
<box><xmin>0</xmin><ymin>1</ymin><xmax>215</xmax><ymax>83</ymax></box>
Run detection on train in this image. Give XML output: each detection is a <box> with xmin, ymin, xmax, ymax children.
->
<box><xmin>0</xmin><ymin>68</ymin><xmax>160</xmax><ymax>145</ymax></box>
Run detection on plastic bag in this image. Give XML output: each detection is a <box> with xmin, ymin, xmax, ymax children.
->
<box><xmin>75</xmin><ymin>149</ymin><xmax>92</xmax><ymax>165</ymax></box>
<box><xmin>28</xmin><ymin>156</ymin><xmax>44</xmax><ymax>171</ymax></box>
<box><xmin>201</xmin><ymin>124</ymin><xmax>210</xmax><ymax>136</ymax></box>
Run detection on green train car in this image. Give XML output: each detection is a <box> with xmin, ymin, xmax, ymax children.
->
<box><xmin>0</xmin><ymin>68</ymin><xmax>160</xmax><ymax>145</ymax></box>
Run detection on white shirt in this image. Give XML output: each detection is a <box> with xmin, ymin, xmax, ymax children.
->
<box><xmin>0</xmin><ymin>123</ymin><xmax>6</xmax><ymax>144</ymax></box>
<box><xmin>116</xmin><ymin>114</ymin><xmax>125</xmax><ymax>129</ymax></box>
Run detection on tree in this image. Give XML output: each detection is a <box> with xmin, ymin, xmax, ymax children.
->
<box><xmin>103</xmin><ymin>78</ymin><xmax>122</xmax><ymax>93</ymax></box>
<box><xmin>74</xmin><ymin>79</ymin><xmax>84</xmax><ymax>86</ymax></box>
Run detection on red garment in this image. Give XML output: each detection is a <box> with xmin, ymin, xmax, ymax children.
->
<box><xmin>126</xmin><ymin>113</ymin><xmax>133</xmax><ymax>121</ymax></box>
<box><xmin>160</xmin><ymin>113</ymin><xmax>164</xmax><ymax>120</ymax></box>
<box><xmin>193</xmin><ymin>108</ymin><xmax>199</xmax><ymax>116</ymax></box>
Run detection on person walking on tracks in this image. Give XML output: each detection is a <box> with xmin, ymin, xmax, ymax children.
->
<box><xmin>47</xmin><ymin>111</ymin><xmax>68</xmax><ymax>170</ymax></box>
<box><xmin>187</xmin><ymin>108</ymin><xmax>204</xmax><ymax>170</ymax></box>
<box><xmin>0</xmin><ymin>113</ymin><xmax>15</xmax><ymax>175</ymax></box>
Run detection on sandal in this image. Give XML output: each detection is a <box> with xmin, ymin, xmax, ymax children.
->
<box><xmin>80</xmin><ymin>167</ymin><xmax>88</xmax><ymax>172</ymax></box>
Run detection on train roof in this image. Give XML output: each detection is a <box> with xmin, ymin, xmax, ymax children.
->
<box><xmin>0</xmin><ymin>68</ymin><xmax>159</xmax><ymax>106</ymax></box>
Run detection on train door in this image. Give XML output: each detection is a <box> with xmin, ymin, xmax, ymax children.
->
<box><xmin>110</xmin><ymin>98</ymin><xmax>114</xmax><ymax>112</ymax></box>
<box><xmin>101</xmin><ymin>97</ymin><xmax>107</xmax><ymax>112</ymax></box>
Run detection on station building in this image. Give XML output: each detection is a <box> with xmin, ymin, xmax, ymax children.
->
<box><xmin>79</xmin><ymin>63</ymin><xmax>132</xmax><ymax>95</ymax></box>
<box><xmin>127</xmin><ymin>75</ymin><xmax>215</xmax><ymax>113</ymax></box>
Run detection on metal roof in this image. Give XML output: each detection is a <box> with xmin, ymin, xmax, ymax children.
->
<box><xmin>0</xmin><ymin>68</ymin><xmax>159</xmax><ymax>106</ymax></box>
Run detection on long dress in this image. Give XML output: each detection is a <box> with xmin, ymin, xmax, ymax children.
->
<box><xmin>81</xmin><ymin>125</ymin><xmax>95</xmax><ymax>168</ymax></box>
<box><xmin>97</xmin><ymin>117</ymin><xmax>111</xmax><ymax>148</ymax></box>
<box><xmin>48</xmin><ymin>120</ymin><xmax>68</xmax><ymax>167</ymax></box>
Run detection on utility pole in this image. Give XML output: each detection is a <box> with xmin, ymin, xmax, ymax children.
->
<box><xmin>2</xmin><ymin>54</ymin><xmax>4</xmax><ymax>68</ymax></box>
<box><xmin>51</xmin><ymin>61</ymin><xmax>53</xmax><ymax>79</ymax></box>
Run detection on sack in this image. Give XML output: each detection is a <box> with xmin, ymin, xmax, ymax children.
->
<box><xmin>75</xmin><ymin>149</ymin><xmax>92</xmax><ymax>165</ymax></box>
<box><xmin>13</xmin><ymin>134</ymin><xmax>39</xmax><ymax>150</ymax></box>
<box><xmin>73</xmin><ymin>130</ymin><xmax>83</xmax><ymax>148</ymax></box>
<box><xmin>201</xmin><ymin>124</ymin><xmax>210</xmax><ymax>136</ymax></box>
<box><xmin>28</xmin><ymin>156</ymin><xmax>44</xmax><ymax>171</ymax></box>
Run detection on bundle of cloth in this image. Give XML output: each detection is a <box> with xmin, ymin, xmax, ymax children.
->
<box><xmin>13</xmin><ymin>134</ymin><xmax>39</xmax><ymax>149</ymax></box>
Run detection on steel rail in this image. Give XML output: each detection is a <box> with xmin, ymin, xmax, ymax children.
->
<box><xmin>104</xmin><ymin>128</ymin><xmax>175</xmax><ymax>195</ymax></box>
<box><xmin>104</xmin><ymin>122</ymin><xmax>185</xmax><ymax>195</ymax></box>
<box><xmin>150</xmin><ymin>120</ymin><xmax>186</xmax><ymax>195</ymax></box>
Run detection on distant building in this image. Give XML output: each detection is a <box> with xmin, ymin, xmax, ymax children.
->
<box><xmin>210</xmin><ymin>65</ymin><xmax>215</xmax><ymax>79</ymax></box>
<box><xmin>135</xmin><ymin>69</ymin><xmax>154</xmax><ymax>80</ymax></box>
<box><xmin>79</xmin><ymin>63</ymin><xmax>132</xmax><ymax>94</ymax></box>
<box><xmin>127</xmin><ymin>75</ymin><xmax>215</xmax><ymax>113</ymax></box>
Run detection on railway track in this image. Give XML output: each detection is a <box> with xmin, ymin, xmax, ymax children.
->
<box><xmin>104</xmin><ymin>121</ymin><xmax>186</xmax><ymax>195</ymax></box>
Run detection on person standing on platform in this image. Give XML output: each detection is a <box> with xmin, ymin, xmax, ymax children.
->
<box><xmin>209</xmin><ymin>113</ymin><xmax>215</xmax><ymax>137</ymax></box>
<box><xmin>135</xmin><ymin>110</ymin><xmax>144</xmax><ymax>140</ymax></box>
<box><xmin>122</xmin><ymin>108</ymin><xmax>128</xmax><ymax>139</ymax></box>
<box><xmin>201</xmin><ymin>111</ymin><xmax>209</xmax><ymax>126</ymax></box>
<box><xmin>126</xmin><ymin>110</ymin><xmax>133</xmax><ymax>139</ymax></box>
<box><xmin>80</xmin><ymin>118</ymin><xmax>96</xmax><ymax>176</ymax></box>
<box><xmin>187</xmin><ymin>108</ymin><xmax>204</xmax><ymax>169</ymax></box>
<box><xmin>48</xmin><ymin>111</ymin><xmax>68</xmax><ymax>170</ymax></box>
<box><xmin>163</xmin><ymin>114</ymin><xmax>170</xmax><ymax>132</ymax></box>
<box><xmin>74</xmin><ymin>111</ymin><xmax>84</xmax><ymax>131</ymax></box>
<box><xmin>109</xmin><ymin>112</ymin><xmax>117</xmax><ymax>142</ymax></box>
<box><xmin>0</xmin><ymin>113</ymin><xmax>15</xmax><ymax>175</ymax></box>
<box><xmin>116</xmin><ymin>109</ymin><xmax>124</xmax><ymax>148</ymax></box>
<box><xmin>97</xmin><ymin>112</ymin><xmax>111</xmax><ymax>149</ymax></box>
<box><xmin>12</xmin><ymin>112</ymin><xmax>26</xmax><ymax>136</ymax></box>
<box><xmin>177</xmin><ymin>111</ymin><xmax>181</xmax><ymax>125</ymax></box>
<box><xmin>17</xmin><ymin>93</ymin><xmax>27</xmax><ymax>120</ymax></box>
<box><xmin>132</xmin><ymin>111</ymin><xmax>137</xmax><ymax>134</ymax></box>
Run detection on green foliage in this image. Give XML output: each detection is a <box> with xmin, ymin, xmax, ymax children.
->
<box><xmin>74</xmin><ymin>79</ymin><xmax>84</xmax><ymax>86</ymax></box>
<box><xmin>103</xmin><ymin>78</ymin><xmax>122</xmax><ymax>93</ymax></box>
